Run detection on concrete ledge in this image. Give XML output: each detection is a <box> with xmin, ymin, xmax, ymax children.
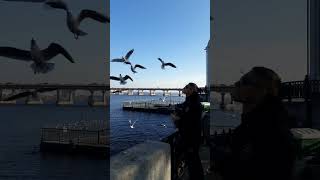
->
<box><xmin>110</xmin><ymin>141</ymin><xmax>171</xmax><ymax>180</ymax></box>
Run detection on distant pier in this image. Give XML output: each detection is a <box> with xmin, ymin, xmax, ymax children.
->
<box><xmin>40</xmin><ymin>128</ymin><xmax>108</xmax><ymax>158</ymax></box>
<box><xmin>122</xmin><ymin>99</ymin><xmax>183</xmax><ymax>114</ymax></box>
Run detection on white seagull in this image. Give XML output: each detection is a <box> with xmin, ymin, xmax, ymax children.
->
<box><xmin>44</xmin><ymin>0</ymin><xmax>109</xmax><ymax>39</ymax></box>
<box><xmin>111</xmin><ymin>49</ymin><xmax>134</xmax><ymax>64</ymax></box>
<box><xmin>127</xmin><ymin>62</ymin><xmax>146</xmax><ymax>73</ymax></box>
<box><xmin>110</xmin><ymin>74</ymin><xmax>133</xmax><ymax>85</ymax></box>
<box><xmin>160</xmin><ymin>124</ymin><xmax>167</xmax><ymax>128</ymax></box>
<box><xmin>158</xmin><ymin>58</ymin><xmax>176</xmax><ymax>69</ymax></box>
<box><xmin>159</xmin><ymin>96</ymin><xmax>166</xmax><ymax>102</ymax></box>
<box><xmin>129</xmin><ymin>120</ymin><xmax>138</xmax><ymax>129</ymax></box>
<box><xmin>0</xmin><ymin>38</ymin><xmax>74</xmax><ymax>74</ymax></box>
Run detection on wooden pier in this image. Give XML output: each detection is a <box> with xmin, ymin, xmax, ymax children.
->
<box><xmin>122</xmin><ymin>99</ymin><xmax>184</xmax><ymax>114</ymax></box>
<box><xmin>40</xmin><ymin>128</ymin><xmax>109</xmax><ymax>158</ymax></box>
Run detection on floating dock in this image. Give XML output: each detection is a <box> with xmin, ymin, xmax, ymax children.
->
<box><xmin>122</xmin><ymin>100</ymin><xmax>183</xmax><ymax>114</ymax></box>
<box><xmin>40</xmin><ymin>128</ymin><xmax>109</xmax><ymax>158</ymax></box>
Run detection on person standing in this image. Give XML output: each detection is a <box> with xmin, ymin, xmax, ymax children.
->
<box><xmin>171</xmin><ymin>82</ymin><xmax>204</xmax><ymax>180</ymax></box>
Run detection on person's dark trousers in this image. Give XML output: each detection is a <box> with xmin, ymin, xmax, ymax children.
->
<box><xmin>185</xmin><ymin>146</ymin><xmax>204</xmax><ymax>180</ymax></box>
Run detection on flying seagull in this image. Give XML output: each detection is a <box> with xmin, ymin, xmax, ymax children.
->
<box><xmin>158</xmin><ymin>58</ymin><xmax>176</xmax><ymax>69</ymax></box>
<box><xmin>110</xmin><ymin>74</ymin><xmax>133</xmax><ymax>85</ymax></box>
<box><xmin>3</xmin><ymin>88</ymin><xmax>57</xmax><ymax>101</ymax></box>
<box><xmin>129</xmin><ymin>120</ymin><xmax>138</xmax><ymax>129</ymax></box>
<box><xmin>127</xmin><ymin>62</ymin><xmax>146</xmax><ymax>73</ymax></box>
<box><xmin>111</xmin><ymin>49</ymin><xmax>134</xmax><ymax>64</ymax></box>
<box><xmin>0</xmin><ymin>38</ymin><xmax>74</xmax><ymax>74</ymax></box>
<box><xmin>44</xmin><ymin>0</ymin><xmax>109</xmax><ymax>39</ymax></box>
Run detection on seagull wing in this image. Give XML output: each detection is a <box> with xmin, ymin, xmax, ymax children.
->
<box><xmin>123</xmin><ymin>75</ymin><xmax>133</xmax><ymax>81</ymax></box>
<box><xmin>0</xmin><ymin>47</ymin><xmax>32</xmax><ymax>61</ymax></box>
<box><xmin>42</xmin><ymin>43</ymin><xmax>74</xmax><ymax>63</ymax></box>
<box><xmin>111</xmin><ymin>58</ymin><xmax>124</xmax><ymax>62</ymax></box>
<box><xmin>78</xmin><ymin>9</ymin><xmax>109</xmax><ymax>23</ymax></box>
<box><xmin>44</xmin><ymin>0</ymin><xmax>68</xmax><ymax>11</ymax></box>
<box><xmin>3</xmin><ymin>91</ymin><xmax>32</xmax><ymax>101</ymax></box>
<box><xmin>134</xmin><ymin>64</ymin><xmax>146</xmax><ymax>69</ymax></box>
<box><xmin>132</xmin><ymin>120</ymin><xmax>138</xmax><ymax>126</ymax></box>
<box><xmin>158</xmin><ymin>58</ymin><xmax>164</xmax><ymax>64</ymax></box>
<box><xmin>164</xmin><ymin>63</ymin><xmax>176</xmax><ymax>68</ymax></box>
<box><xmin>110</xmin><ymin>76</ymin><xmax>121</xmax><ymax>81</ymax></box>
<box><xmin>125</xmin><ymin>49</ymin><xmax>134</xmax><ymax>60</ymax></box>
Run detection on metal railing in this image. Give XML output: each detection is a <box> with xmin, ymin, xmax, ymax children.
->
<box><xmin>161</xmin><ymin>131</ymin><xmax>186</xmax><ymax>180</ymax></box>
<box><xmin>41</xmin><ymin>128</ymin><xmax>108</xmax><ymax>145</ymax></box>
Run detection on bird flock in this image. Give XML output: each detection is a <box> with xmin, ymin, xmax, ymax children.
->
<box><xmin>0</xmin><ymin>0</ymin><xmax>109</xmax><ymax>74</ymax></box>
<box><xmin>0</xmin><ymin>0</ymin><xmax>109</xmax><ymax>101</ymax></box>
<box><xmin>110</xmin><ymin>49</ymin><xmax>177</xmax><ymax>85</ymax></box>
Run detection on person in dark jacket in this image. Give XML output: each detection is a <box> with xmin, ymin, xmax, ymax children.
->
<box><xmin>171</xmin><ymin>82</ymin><xmax>204</xmax><ymax>180</ymax></box>
<box><xmin>218</xmin><ymin>67</ymin><xmax>296</xmax><ymax>180</ymax></box>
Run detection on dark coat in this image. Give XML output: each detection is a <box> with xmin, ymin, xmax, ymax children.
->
<box><xmin>224</xmin><ymin>95</ymin><xmax>296</xmax><ymax>180</ymax></box>
<box><xmin>175</xmin><ymin>92</ymin><xmax>203</xmax><ymax>148</ymax></box>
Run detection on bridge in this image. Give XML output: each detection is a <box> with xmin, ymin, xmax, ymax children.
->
<box><xmin>0</xmin><ymin>83</ymin><xmax>110</xmax><ymax>106</ymax></box>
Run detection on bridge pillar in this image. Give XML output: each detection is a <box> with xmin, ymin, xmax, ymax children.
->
<box><xmin>88</xmin><ymin>90</ymin><xmax>94</xmax><ymax>106</ymax></box>
<box><xmin>230</xmin><ymin>93</ymin><xmax>234</xmax><ymax>104</ymax></box>
<box><xmin>25</xmin><ymin>93</ymin><xmax>30</xmax><ymax>104</ymax></box>
<box><xmin>56</xmin><ymin>90</ymin><xmax>60</xmax><ymax>105</ymax></box>
<box><xmin>69</xmin><ymin>90</ymin><xmax>75</xmax><ymax>104</ymax></box>
<box><xmin>101</xmin><ymin>90</ymin><xmax>105</xmax><ymax>102</ymax></box>
<box><xmin>178</xmin><ymin>90</ymin><xmax>181</xmax><ymax>97</ymax></box>
<box><xmin>0</xmin><ymin>89</ymin><xmax>2</xmax><ymax>101</ymax></box>
<box><xmin>149</xmin><ymin>90</ymin><xmax>152</xmax><ymax>96</ymax></box>
<box><xmin>220</xmin><ymin>92</ymin><xmax>226</xmax><ymax>110</ymax></box>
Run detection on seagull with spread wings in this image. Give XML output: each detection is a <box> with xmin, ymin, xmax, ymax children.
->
<box><xmin>158</xmin><ymin>58</ymin><xmax>176</xmax><ymax>69</ymax></box>
<box><xmin>0</xmin><ymin>38</ymin><xmax>74</xmax><ymax>74</ymax></box>
<box><xmin>3</xmin><ymin>88</ymin><xmax>57</xmax><ymax>101</ymax></box>
<box><xmin>127</xmin><ymin>62</ymin><xmax>146</xmax><ymax>73</ymax></box>
<box><xmin>44</xmin><ymin>0</ymin><xmax>109</xmax><ymax>39</ymax></box>
<box><xmin>110</xmin><ymin>74</ymin><xmax>133</xmax><ymax>85</ymax></box>
<box><xmin>111</xmin><ymin>49</ymin><xmax>134</xmax><ymax>64</ymax></box>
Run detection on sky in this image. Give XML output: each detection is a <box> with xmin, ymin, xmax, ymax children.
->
<box><xmin>0</xmin><ymin>0</ymin><xmax>109</xmax><ymax>84</ymax></box>
<box><xmin>210</xmin><ymin>0</ymin><xmax>307</xmax><ymax>85</ymax></box>
<box><xmin>110</xmin><ymin>0</ymin><xmax>210</xmax><ymax>88</ymax></box>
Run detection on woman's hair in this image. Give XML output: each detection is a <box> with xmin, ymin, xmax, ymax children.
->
<box><xmin>249</xmin><ymin>66</ymin><xmax>281</xmax><ymax>96</ymax></box>
<box><xmin>185</xmin><ymin>82</ymin><xmax>199</xmax><ymax>93</ymax></box>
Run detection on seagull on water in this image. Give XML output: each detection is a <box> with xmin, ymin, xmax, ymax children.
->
<box><xmin>127</xmin><ymin>62</ymin><xmax>146</xmax><ymax>73</ymax></box>
<box><xmin>111</xmin><ymin>49</ymin><xmax>134</xmax><ymax>64</ymax></box>
<box><xmin>110</xmin><ymin>74</ymin><xmax>133</xmax><ymax>85</ymax></box>
<box><xmin>129</xmin><ymin>120</ymin><xmax>137</xmax><ymax>129</ymax></box>
<box><xmin>0</xmin><ymin>38</ymin><xmax>74</xmax><ymax>74</ymax></box>
<box><xmin>158</xmin><ymin>58</ymin><xmax>176</xmax><ymax>69</ymax></box>
<box><xmin>3</xmin><ymin>88</ymin><xmax>57</xmax><ymax>101</ymax></box>
<box><xmin>160</xmin><ymin>123</ymin><xmax>167</xmax><ymax>128</ymax></box>
<box><xmin>44</xmin><ymin>0</ymin><xmax>109</xmax><ymax>39</ymax></box>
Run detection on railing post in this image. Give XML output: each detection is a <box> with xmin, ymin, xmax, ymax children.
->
<box><xmin>98</xmin><ymin>131</ymin><xmax>100</xmax><ymax>144</ymax></box>
<box><xmin>304</xmin><ymin>75</ymin><xmax>312</xmax><ymax>128</ymax></box>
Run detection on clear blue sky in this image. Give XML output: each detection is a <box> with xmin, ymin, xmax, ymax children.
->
<box><xmin>110</xmin><ymin>0</ymin><xmax>209</xmax><ymax>88</ymax></box>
